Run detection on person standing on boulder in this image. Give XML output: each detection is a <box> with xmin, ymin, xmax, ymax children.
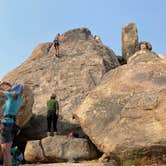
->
<box><xmin>53</xmin><ymin>33</ymin><xmax>60</xmax><ymax>57</ymax></box>
<box><xmin>0</xmin><ymin>82</ymin><xmax>23</xmax><ymax>166</ymax></box>
<box><xmin>139</xmin><ymin>41</ymin><xmax>152</xmax><ymax>51</ymax></box>
<box><xmin>46</xmin><ymin>94</ymin><xmax>59</xmax><ymax>136</ymax></box>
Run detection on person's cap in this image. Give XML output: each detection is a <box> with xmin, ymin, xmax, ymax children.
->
<box><xmin>51</xmin><ymin>93</ymin><xmax>56</xmax><ymax>98</ymax></box>
<box><xmin>12</xmin><ymin>83</ymin><xmax>23</xmax><ymax>95</ymax></box>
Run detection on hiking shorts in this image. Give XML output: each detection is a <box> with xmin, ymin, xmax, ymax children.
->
<box><xmin>0</xmin><ymin>123</ymin><xmax>14</xmax><ymax>143</ymax></box>
<box><xmin>53</xmin><ymin>40</ymin><xmax>60</xmax><ymax>47</ymax></box>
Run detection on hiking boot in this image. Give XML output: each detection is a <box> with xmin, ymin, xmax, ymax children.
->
<box><xmin>47</xmin><ymin>132</ymin><xmax>51</xmax><ymax>137</ymax></box>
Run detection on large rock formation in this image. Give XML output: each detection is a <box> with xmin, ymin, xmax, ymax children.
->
<box><xmin>122</xmin><ymin>23</ymin><xmax>138</xmax><ymax>62</ymax></box>
<box><xmin>75</xmin><ymin>50</ymin><xmax>166</xmax><ymax>164</ymax></box>
<box><xmin>2</xmin><ymin>28</ymin><xmax>119</xmax><ymax>139</ymax></box>
<box><xmin>24</xmin><ymin>135</ymin><xmax>99</xmax><ymax>163</ymax></box>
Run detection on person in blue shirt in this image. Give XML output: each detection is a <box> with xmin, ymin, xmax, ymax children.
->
<box><xmin>0</xmin><ymin>82</ymin><xmax>23</xmax><ymax>166</ymax></box>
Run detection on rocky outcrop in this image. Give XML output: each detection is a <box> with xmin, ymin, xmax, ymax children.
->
<box><xmin>2</xmin><ymin>24</ymin><xmax>165</xmax><ymax>165</ymax></box>
<box><xmin>122</xmin><ymin>23</ymin><xmax>138</xmax><ymax>62</ymax></box>
<box><xmin>158</xmin><ymin>54</ymin><xmax>166</xmax><ymax>60</ymax></box>
<box><xmin>75</xmin><ymin>50</ymin><xmax>166</xmax><ymax>164</ymax></box>
<box><xmin>2</xmin><ymin>28</ymin><xmax>119</xmax><ymax>139</ymax></box>
<box><xmin>24</xmin><ymin>135</ymin><xmax>99</xmax><ymax>163</ymax></box>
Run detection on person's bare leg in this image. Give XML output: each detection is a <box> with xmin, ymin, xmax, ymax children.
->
<box><xmin>55</xmin><ymin>46</ymin><xmax>59</xmax><ymax>57</ymax></box>
<box><xmin>56</xmin><ymin>46</ymin><xmax>58</xmax><ymax>56</ymax></box>
<box><xmin>1</xmin><ymin>142</ymin><xmax>12</xmax><ymax>166</ymax></box>
<box><xmin>57</xmin><ymin>46</ymin><xmax>59</xmax><ymax>57</ymax></box>
<box><xmin>54</xmin><ymin>46</ymin><xmax>57</xmax><ymax>56</ymax></box>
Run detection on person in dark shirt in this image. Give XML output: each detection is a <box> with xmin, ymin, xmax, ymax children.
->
<box><xmin>46</xmin><ymin>94</ymin><xmax>59</xmax><ymax>136</ymax></box>
<box><xmin>53</xmin><ymin>33</ymin><xmax>60</xmax><ymax>57</ymax></box>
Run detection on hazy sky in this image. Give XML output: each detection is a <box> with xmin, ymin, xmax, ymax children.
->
<box><xmin>0</xmin><ymin>0</ymin><xmax>166</xmax><ymax>79</ymax></box>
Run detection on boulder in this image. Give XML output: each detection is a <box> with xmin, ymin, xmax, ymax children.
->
<box><xmin>74</xmin><ymin>50</ymin><xmax>166</xmax><ymax>164</ymax></box>
<box><xmin>122</xmin><ymin>23</ymin><xmax>138</xmax><ymax>62</ymax></box>
<box><xmin>2</xmin><ymin>28</ymin><xmax>119</xmax><ymax>139</ymax></box>
<box><xmin>24</xmin><ymin>135</ymin><xmax>99</xmax><ymax>163</ymax></box>
<box><xmin>24</xmin><ymin>140</ymin><xmax>44</xmax><ymax>163</ymax></box>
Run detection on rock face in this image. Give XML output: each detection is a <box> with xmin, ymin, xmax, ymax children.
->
<box><xmin>22</xmin><ymin>163</ymin><xmax>116</xmax><ymax>166</ymax></box>
<box><xmin>2</xmin><ymin>28</ymin><xmax>119</xmax><ymax>139</ymax></box>
<box><xmin>24</xmin><ymin>135</ymin><xmax>99</xmax><ymax>163</ymax></box>
<box><xmin>122</xmin><ymin>23</ymin><xmax>138</xmax><ymax>62</ymax></box>
<box><xmin>158</xmin><ymin>54</ymin><xmax>166</xmax><ymax>60</ymax></box>
<box><xmin>75</xmin><ymin>50</ymin><xmax>166</xmax><ymax>163</ymax></box>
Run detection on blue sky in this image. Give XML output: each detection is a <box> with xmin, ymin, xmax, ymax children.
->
<box><xmin>0</xmin><ymin>0</ymin><xmax>166</xmax><ymax>79</ymax></box>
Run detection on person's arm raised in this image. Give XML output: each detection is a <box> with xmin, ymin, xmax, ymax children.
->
<box><xmin>0</xmin><ymin>91</ymin><xmax>5</xmax><ymax>97</ymax></box>
<box><xmin>0</xmin><ymin>81</ymin><xmax>11</xmax><ymax>86</ymax></box>
<box><xmin>0</xmin><ymin>81</ymin><xmax>12</xmax><ymax>91</ymax></box>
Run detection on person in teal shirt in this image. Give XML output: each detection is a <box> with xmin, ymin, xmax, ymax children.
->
<box><xmin>0</xmin><ymin>82</ymin><xmax>23</xmax><ymax>166</ymax></box>
<box><xmin>3</xmin><ymin>91</ymin><xmax>23</xmax><ymax>123</ymax></box>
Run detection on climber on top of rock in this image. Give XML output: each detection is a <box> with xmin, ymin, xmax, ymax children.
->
<box><xmin>94</xmin><ymin>35</ymin><xmax>101</xmax><ymax>42</ymax></box>
<box><xmin>53</xmin><ymin>33</ymin><xmax>60</xmax><ymax>57</ymax></box>
<box><xmin>138</xmin><ymin>41</ymin><xmax>152</xmax><ymax>51</ymax></box>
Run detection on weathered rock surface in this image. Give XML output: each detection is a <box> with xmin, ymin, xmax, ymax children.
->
<box><xmin>158</xmin><ymin>54</ymin><xmax>166</xmax><ymax>60</ymax></box>
<box><xmin>75</xmin><ymin>50</ymin><xmax>166</xmax><ymax>164</ymax></box>
<box><xmin>24</xmin><ymin>140</ymin><xmax>44</xmax><ymax>163</ymax></box>
<box><xmin>122</xmin><ymin>23</ymin><xmax>138</xmax><ymax>61</ymax></box>
<box><xmin>2</xmin><ymin>28</ymin><xmax>119</xmax><ymax>139</ymax></box>
<box><xmin>21</xmin><ymin>163</ymin><xmax>116</xmax><ymax>166</ymax></box>
<box><xmin>24</xmin><ymin>135</ymin><xmax>99</xmax><ymax>163</ymax></box>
